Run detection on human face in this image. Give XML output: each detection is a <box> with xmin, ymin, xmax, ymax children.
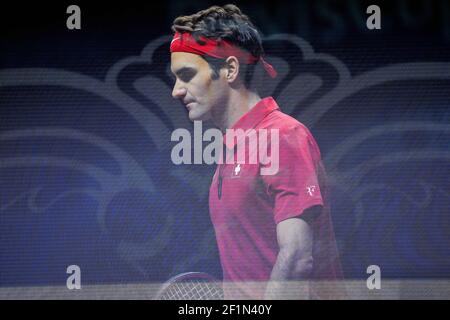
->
<box><xmin>171</xmin><ymin>52</ymin><xmax>228</xmax><ymax>122</ymax></box>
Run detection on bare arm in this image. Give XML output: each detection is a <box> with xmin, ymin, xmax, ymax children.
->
<box><xmin>264</xmin><ymin>206</ymin><xmax>320</xmax><ymax>299</ymax></box>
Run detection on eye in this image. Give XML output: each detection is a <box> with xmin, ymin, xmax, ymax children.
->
<box><xmin>178</xmin><ymin>69</ymin><xmax>196</xmax><ymax>82</ymax></box>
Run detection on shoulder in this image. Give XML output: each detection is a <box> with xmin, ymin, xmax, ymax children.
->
<box><xmin>261</xmin><ymin>110</ymin><xmax>314</xmax><ymax>140</ymax></box>
<box><xmin>260</xmin><ymin>110</ymin><xmax>322</xmax><ymax>159</ymax></box>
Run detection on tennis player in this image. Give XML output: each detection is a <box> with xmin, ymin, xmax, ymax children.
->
<box><xmin>170</xmin><ymin>4</ymin><xmax>344</xmax><ymax>299</ymax></box>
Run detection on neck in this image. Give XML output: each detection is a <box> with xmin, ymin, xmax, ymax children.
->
<box><xmin>214</xmin><ymin>89</ymin><xmax>261</xmax><ymax>131</ymax></box>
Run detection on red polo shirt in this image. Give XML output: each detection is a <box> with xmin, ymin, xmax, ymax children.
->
<box><xmin>209</xmin><ymin>97</ymin><xmax>343</xmax><ymax>299</ymax></box>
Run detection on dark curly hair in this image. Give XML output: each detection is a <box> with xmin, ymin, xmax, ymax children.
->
<box><xmin>171</xmin><ymin>4</ymin><xmax>264</xmax><ymax>90</ymax></box>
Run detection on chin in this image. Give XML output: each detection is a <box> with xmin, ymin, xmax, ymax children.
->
<box><xmin>188</xmin><ymin>110</ymin><xmax>210</xmax><ymax>122</ymax></box>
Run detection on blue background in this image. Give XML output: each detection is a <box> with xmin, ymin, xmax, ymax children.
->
<box><xmin>1</xmin><ymin>0</ymin><xmax>449</xmax><ymax>286</ymax></box>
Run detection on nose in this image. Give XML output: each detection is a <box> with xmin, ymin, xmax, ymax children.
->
<box><xmin>172</xmin><ymin>79</ymin><xmax>187</xmax><ymax>100</ymax></box>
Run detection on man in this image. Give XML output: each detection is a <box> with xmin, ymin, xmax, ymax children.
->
<box><xmin>170</xmin><ymin>4</ymin><xmax>343</xmax><ymax>299</ymax></box>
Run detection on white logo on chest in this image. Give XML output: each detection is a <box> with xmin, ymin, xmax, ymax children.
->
<box><xmin>234</xmin><ymin>164</ymin><xmax>241</xmax><ymax>176</ymax></box>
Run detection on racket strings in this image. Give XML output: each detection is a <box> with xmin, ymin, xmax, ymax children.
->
<box><xmin>159</xmin><ymin>279</ymin><xmax>223</xmax><ymax>300</ymax></box>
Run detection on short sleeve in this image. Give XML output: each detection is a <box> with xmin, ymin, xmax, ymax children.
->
<box><xmin>261</xmin><ymin>125</ymin><xmax>324</xmax><ymax>224</ymax></box>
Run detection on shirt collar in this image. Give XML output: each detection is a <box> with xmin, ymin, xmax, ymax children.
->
<box><xmin>223</xmin><ymin>96</ymin><xmax>279</xmax><ymax>149</ymax></box>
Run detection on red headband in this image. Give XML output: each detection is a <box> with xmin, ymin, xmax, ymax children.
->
<box><xmin>170</xmin><ymin>32</ymin><xmax>277</xmax><ymax>78</ymax></box>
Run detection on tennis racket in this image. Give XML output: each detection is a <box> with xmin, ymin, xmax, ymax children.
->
<box><xmin>154</xmin><ymin>272</ymin><xmax>224</xmax><ymax>300</ymax></box>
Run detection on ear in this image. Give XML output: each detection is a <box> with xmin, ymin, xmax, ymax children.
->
<box><xmin>224</xmin><ymin>56</ymin><xmax>240</xmax><ymax>83</ymax></box>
